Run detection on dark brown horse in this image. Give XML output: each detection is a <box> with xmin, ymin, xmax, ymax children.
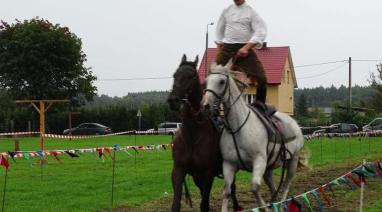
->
<box><xmin>167</xmin><ymin>55</ymin><xmax>241</xmax><ymax>212</ymax></box>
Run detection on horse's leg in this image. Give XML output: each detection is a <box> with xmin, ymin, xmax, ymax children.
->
<box><xmin>222</xmin><ymin>162</ymin><xmax>236</xmax><ymax>212</ymax></box>
<box><xmin>251</xmin><ymin>157</ymin><xmax>267</xmax><ymax>208</ymax></box>
<box><xmin>263</xmin><ymin>168</ymin><xmax>277</xmax><ymax>200</ymax></box>
<box><xmin>192</xmin><ymin>173</ymin><xmax>212</xmax><ymax>212</ymax></box>
<box><xmin>171</xmin><ymin>166</ymin><xmax>186</xmax><ymax>212</ymax></box>
<box><xmin>201</xmin><ymin>173</ymin><xmax>214</xmax><ymax>212</ymax></box>
<box><xmin>231</xmin><ymin>178</ymin><xmax>242</xmax><ymax>211</ymax></box>
<box><xmin>280</xmin><ymin>156</ymin><xmax>299</xmax><ymax>201</ymax></box>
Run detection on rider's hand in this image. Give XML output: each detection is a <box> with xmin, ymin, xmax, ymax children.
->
<box><xmin>236</xmin><ymin>47</ymin><xmax>249</xmax><ymax>57</ymax></box>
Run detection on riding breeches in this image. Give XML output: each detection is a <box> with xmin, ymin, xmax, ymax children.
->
<box><xmin>215</xmin><ymin>43</ymin><xmax>267</xmax><ymax>103</ymax></box>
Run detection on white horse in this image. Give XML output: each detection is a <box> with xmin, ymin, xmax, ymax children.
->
<box><xmin>202</xmin><ymin>62</ymin><xmax>308</xmax><ymax>212</ymax></box>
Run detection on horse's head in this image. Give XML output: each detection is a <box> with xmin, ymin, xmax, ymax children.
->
<box><xmin>167</xmin><ymin>54</ymin><xmax>199</xmax><ymax>111</ymax></box>
<box><xmin>202</xmin><ymin>60</ymin><xmax>233</xmax><ymax>114</ymax></box>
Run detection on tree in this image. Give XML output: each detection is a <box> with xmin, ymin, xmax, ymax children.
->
<box><xmin>0</xmin><ymin>18</ymin><xmax>96</xmax><ymax>104</ymax></box>
<box><xmin>295</xmin><ymin>92</ymin><xmax>308</xmax><ymax>117</ymax></box>
<box><xmin>369</xmin><ymin>63</ymin><xmax>382</xmax><ymax>112</ymax></box>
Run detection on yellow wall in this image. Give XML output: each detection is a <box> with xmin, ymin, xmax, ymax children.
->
<box><xmin>244</xmin><ymin>54</ymin><xmax>295</xmax><ymax>115</ymax></box>
<box><xmin>277</xmin><ymin>58</ymin><xmax>295</xmax><ymax>115</ymax></box>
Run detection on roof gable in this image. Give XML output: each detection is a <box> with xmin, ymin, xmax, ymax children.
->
<box><xmin>198</xmin><ymin>46</ymin><xmax>291</xmax><ymax>85</ymax></box>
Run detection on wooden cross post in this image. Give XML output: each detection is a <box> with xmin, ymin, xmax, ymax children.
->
<box><xmin>15</xmin><ymin>100</ymin><xmax>69</xmax><ymax>163</ymax></box>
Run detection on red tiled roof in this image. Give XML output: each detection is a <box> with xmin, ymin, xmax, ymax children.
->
<box><xmin>198</xmin><ymin>46</ymin><xmax>290</xmax><ymax>85</ymax></box>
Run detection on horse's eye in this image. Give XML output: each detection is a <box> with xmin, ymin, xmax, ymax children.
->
<box><xmin>219</xmin><ymin>79</ymin><xmax>225</xmax><ymax>85</ymax></box>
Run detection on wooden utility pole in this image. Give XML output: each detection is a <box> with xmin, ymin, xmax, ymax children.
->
<box><xmin>15</xmin><ymin>100</ymin><xmax>69</xmax><ymax>157</ymax></box>
<box><xmin>348</xmin><ymin>57</ymin><xmax>352</xmax><ymax>109</ymax></box>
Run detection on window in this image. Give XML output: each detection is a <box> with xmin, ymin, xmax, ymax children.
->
<box><xmin>287</xmin><ymin>70</ymin><xmax>290</xmax><ymax>84</ymax></box>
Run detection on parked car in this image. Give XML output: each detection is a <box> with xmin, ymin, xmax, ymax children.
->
<box><xmin>312</xmin><ymin>129</ymin><xmax>326</xmax><ymax>136</ymax></box>
<box><xmin>363</xmin><ymin>118</ymin><xmax>382</xmax><ymax>131</ymax></box>
<box><xmin>157</xmin><ymin>122</ymin><xmax>182</xmax><ymax>135</ymax></box>
<box><xmin>63</xmin><ymin>123</ymin><xmax>112</xmax><ymax>135</ymax></box>
<box><xmin>327</xmin><ymin>123</ymin><xmax>358</xmax><ymax>133</ymax></box>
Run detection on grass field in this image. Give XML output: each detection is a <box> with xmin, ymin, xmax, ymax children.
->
<box><xmin>0</xmin><ymin>135</ymin><xmax>381</xmax><ymax>211</ymax></box>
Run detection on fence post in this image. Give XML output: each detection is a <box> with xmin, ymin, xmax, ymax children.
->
<box><xmin>359</xmin><ymin>159</ymin><xmax>366</xmax><ymax>212</ymax></box>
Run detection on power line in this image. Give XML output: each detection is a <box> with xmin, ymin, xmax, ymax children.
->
<box><xmin>96</xmin><ymin>59</ymin><xmax>379</xmax><ymax>81</ymax></box>
<box><xmin>98</xmin><ymin>77</ymin><xmax>172</xmax><ymax>81</ymax></box>
<box><xmin>352</xmin><ymin>59</ymin><xmax>382</xmax><ymax>62</ymax></box>
<box><xmin>297</xmin><ymin>62</ymin><xmax>347</xmax><ymax>79</ymax></box>
<box><xmin>294</xmin><ymin>60</ymin><xmax>347</xmax><ymax>68</ymax></box>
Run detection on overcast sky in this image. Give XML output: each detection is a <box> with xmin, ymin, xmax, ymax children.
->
<box><xmin>2</xmin><ymin>0</ymin><xmax>382</xmax><ymax>97</ymax></box>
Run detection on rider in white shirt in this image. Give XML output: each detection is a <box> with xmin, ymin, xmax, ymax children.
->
<box><xmin>215</xmin><ymin>0</ymin><xmax>268</xmax><ymax>106</ymax></box>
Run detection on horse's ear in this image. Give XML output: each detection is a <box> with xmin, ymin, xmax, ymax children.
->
<box><xmin>181</xmin><ymin>54</ymin><xmax>187</xmax><ymax>64</ymax></box>
<box><xmin>194</xmin><ymin>55</ymin><xmax>199</xmax><ymax>65</ymax></box>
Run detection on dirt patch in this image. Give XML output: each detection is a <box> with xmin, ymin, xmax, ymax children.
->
<box><xmin>113</xmin><ymin>161</ymin><xmax>382</xmax><ymax>212</ymax></box>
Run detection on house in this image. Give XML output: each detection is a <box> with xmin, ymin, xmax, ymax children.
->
<box><xmin>198</xmin><ymin>46</ymin><xmax>297</xmax><ymax>115</ymax></box>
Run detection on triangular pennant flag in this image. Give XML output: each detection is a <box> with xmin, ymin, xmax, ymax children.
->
<box><xmin>364</xmin><ymin>164</ymin><xmax>376</xmax><ymax>176</ymax></box>
<box><xmin>281</xmin><ymin>201</ymin><xmax>289</xmax><ymax>212</ymax></box>
<box><xmin>7</xmin><ymin>151</ymin><xmax>16</xmax><ymax>162</ymax></box>
<box><xmin>346</xmin><ymin>173</ymin><xmax>361</xmax><ymax>187</ymax></box>
<box><xmin>131</xmin><ymin>147</ymin><xmax>139</xmax><ymax>154</ymax></box>
<box><xmin>0</xmin><ymin>155</ymin><xmax>9</xmax><ymax>170</ymax></box>
<box><xmin>288</xmin><ymin>198</ymin><xmax>302</xmax><ymax>212</ymax></box>
<box><xmin>331</xmin><ymin>178</ymin><xmax>340</xmax><ymax>186</ymax></box>
<box><xmin>353</xmin><ymin>171</ymin><xmax>367</xmax><ymax>184</ymax></box>
<box><xmin>339</xmin><ymin>176</ymin><xmax>356</xmax><ymax>190</ymax></box>
<box><xmin>374</xmin><ymin>162</ymin><xmax>382</xmax><ymax>176</ymax></box>
<box><xmin>317</xmin><ymin>187</ymin><xmax>332</xmax><ymax>206</ymax></box>
<box><xmin>96</xmin><ymin>148</ymin><xmax>104</xmax><ymax>159</ymax></box>
<box><xmin>302</xmin><ymin>193</ymin><xmax>313</xmax><ymax>212</ymax></box>
<box><xmin>104</xmin><ymin>148</ymin><xmax>114</xmax><ymax>160</ymax></box>
<box><xmin>65</xmin><ymin>150</ymin><xmax>79</xmax><ymax>158</ymax></box>
<box><xmin>50</xmin><ymin>151</ymin><xmax>62</xmax><ymax>163</ymax></box>
<box><xmin>272</xmin><ymin>202</ymin><xmax>280</xmax><ymax>212</ymax></box>
<box><xmin>35</xmin><ymin>150</ymin><xmax>44</xmax><ymax>159</ymax></box>
<box><xmin>311</xmin><ymin>190</ymin><xmax>324</xmax><ymax>212</ymax></box>
<box><xmin>22</xmin><ymin>152</ymin><xmax>30</xmax><ymax>160</ymax></box>
<box><xmin>104</xmin><ymin>148</ymin><xmax>111</xmax><ymax>154</ymax></box>
<box><xmin>113</xmin><ymin>145</ymin><xmax>120</xmax><ymax>151</ymax></box>
<box><xmin>74</xmin><ymin>149</ymin><xmax>83</xmax><ymax>155</ymax></box>
<box><xmin>123</xmin><ymin>150</ymin><xmax>131</xmax><ymax>156</ymax></box>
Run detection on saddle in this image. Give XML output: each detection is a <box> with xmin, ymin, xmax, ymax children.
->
<box><xmin>249</xmin><ymin>101</ymin><xmax>296</xmax><ymax>143</ymax></box>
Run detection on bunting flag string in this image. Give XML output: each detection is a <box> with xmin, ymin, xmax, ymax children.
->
<box><xmin>304</xmin><ymin>129</ymin><xmax>382</xmax><ymax>141</ymax></box>
<box><xmin>0</xmin><ymin>143</ymin><xmax>172</xmax><ymax>163</ymax></box>
<box><xmin>242</xmin><ymin>160</ymin><xmax>382</xmax><ymax>212</ymax></box>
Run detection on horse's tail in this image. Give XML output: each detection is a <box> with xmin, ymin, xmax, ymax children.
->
<box><xmin>297</xmin><ymin>146</ymin><xmax>312</xmax><ymax>171</ymax></box>
<box><xmin>183</xmin><ymin>180</ymin><xmax>193</xmax><ymax>208</ymax></box>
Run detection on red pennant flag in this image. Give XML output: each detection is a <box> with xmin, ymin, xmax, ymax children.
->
<box><xmin>287</xmin><ymin>198</ymin><xmax>302</xmax><ymax>212</ymax></box>
<box><xmin>0</xmin><ymin>155</ymin><xmax>9</xmax><ymax>170</ymax></box>
<box><xmin>50</xmin><ymin>151</ymin><xmax>62</xmax><ymax>163</ymax></box>
<box><xmin>317</xmin><ymin>187</ymin><xmax>332</xmax><ymax>206</ymax></box>
<box><xmin>96</xmin><ymin>148</ymin><xmax>104</xmax><ymax>159</ymax></box>
<box><xmin>104</xmin><ymin>148</ymin><xmax>114</xmax><ymax>160</ymax></box>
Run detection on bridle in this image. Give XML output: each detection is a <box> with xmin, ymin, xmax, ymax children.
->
<box><xmin>204</xmin><ymin>71</ymin><xmax>252</xmax><ymax>171</ymax></box>
<box><xmin>172</xmin><ymin>63</ymin><xmax>202</xmax><ymax>117</ymax></box>
<box><xmin>204</xmin><ymin>72</ymin><xmax>250</xmax><ymax>128</ymax></box>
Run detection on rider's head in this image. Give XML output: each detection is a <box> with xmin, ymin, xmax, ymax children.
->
<box><xmin>233</xmin><ymin>0</ymin><xmax>245</xmax><ymax>6</ymax></box>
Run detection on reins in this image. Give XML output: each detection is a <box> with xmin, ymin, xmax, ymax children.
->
<box><xmin>205</xmin><ymin>72</ymin><xmax>252</xmax><ymax>171</ymax></box>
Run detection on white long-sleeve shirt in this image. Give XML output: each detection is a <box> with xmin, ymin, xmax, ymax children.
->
<box><xmin>215</xmin><ymin>3</ymin><xmax>267</xmax><ymax>48</ymax></box>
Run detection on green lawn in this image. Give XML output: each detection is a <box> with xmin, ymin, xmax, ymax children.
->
<box><xmin>0</xmin><ymin>135</ymin><xmax>380</xmax><ymax>211</ymax></box>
